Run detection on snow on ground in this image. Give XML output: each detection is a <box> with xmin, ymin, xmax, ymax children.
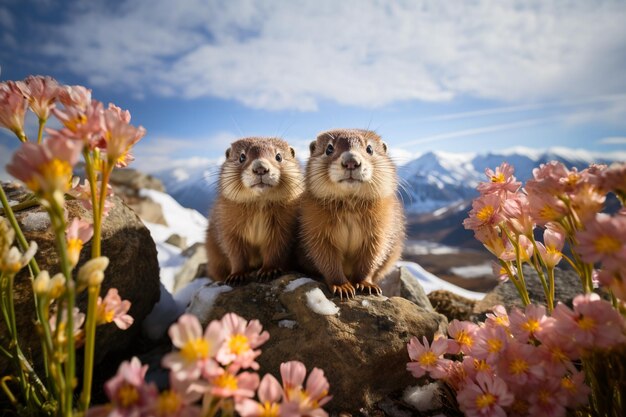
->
<box><xmin>450</xmin><ymin>263</ymin><xmax>493</xmax><ymax>279</ymax></box>
<box><xmin>397</xmin><ymin>261</ymin><xmax>485</xmax><ymax>300</ymax></box>
<box><xmin>404</xmin><ymin>240</ymin><xmax>460</xmax><ymax>255</ymax></box>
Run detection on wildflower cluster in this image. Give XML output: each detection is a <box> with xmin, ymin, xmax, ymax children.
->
<box><xmin>463</xmin><ymin>161</ymin><xmax>626</xmax><ymax>310</ymax></box>
<box><xmin>0</xmin><ymin>75</ymin><xmax>142</xmax><ymax>415</ymax></box>
<box><xmin>90</xmin><ymin>313</ymin><xmax>332</xmax><ymax>417</ymax></box>
<box><xmin>407</xmin><ymin>299</ymin><xmax>626</xmax><ymax>417</ymax></box>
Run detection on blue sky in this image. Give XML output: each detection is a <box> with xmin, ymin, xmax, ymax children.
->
<box><xmin>1</xmin><ymin>0</ymin><xmax>626</xmax><ymax>175</ymax></box>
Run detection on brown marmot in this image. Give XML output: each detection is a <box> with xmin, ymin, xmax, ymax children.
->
<box><xmin>299</xmin><ymin>129</ymin><xmax>405</xmax><ymax>299</ymax></box>
<box><xmin>206</xmin><ymin>137</ymin><xmax>304</xmax><ymax>284</ymax></box>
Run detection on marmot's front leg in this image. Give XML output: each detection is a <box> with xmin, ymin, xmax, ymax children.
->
<box><xmin>223</xmin><ymin>238</ymin><xmax>254</xmax><ymax>286</ymax></box>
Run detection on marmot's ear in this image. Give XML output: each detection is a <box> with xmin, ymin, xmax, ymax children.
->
<box><xmin>309</xmin><ymin>140</ymin><xmax>317</xmax><ymax>155</ymax></box>
<box><xmin>225</xmin><ymin>147</ymin><xmax>231</xmax><ymax>159</ymax></box>
<box><xmin>289</xmin><ymin>146</ymin><xmax>296</xmax><ymax>158</ymax></box>
<box><xmin>382</xmin><ymin>142</ymin><xmax>388</xmax><ymax>154</ymax></box>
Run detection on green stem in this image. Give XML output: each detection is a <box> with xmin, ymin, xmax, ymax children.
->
<box><xmin>547</xmin><ymin>267</ymin><xmax>556</xmax><ymax>313</ymax></box>
<box><xmin>37</xmin><ymin>118</ymin><xmax>46</xmax><ymax>145</ymax></box>
<box><xmin>37</xmin><ymin>297</ymin><xmax>62</xmax><ymax>400</ymax></box>
<box><xmin>0</xmin><ymin>185</ymin><xmax>40</xmax><ymax>275</ymax></box>
<box><xmin>502</xmin><ymin>227</ymin><xmax>531</xmax><ymax>306</ymax></box>
<box><xmin>83</xmin><ymin>151</ymin><xmax>101</xmax><ymax>258</ymax></box>
<box><xmin>79</xmin><ymin>284</ymin><xmax>99</xmax><ymax>412</ymax></box>
<box><xmin>0</xmin><ymin>376</ymin><xmax>18</xmax><ymax>406</ymax></box>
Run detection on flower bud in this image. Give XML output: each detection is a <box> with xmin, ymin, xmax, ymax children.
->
<box><xmin>77</xmin><ymin>256</ymin><xmax>109</xmax><ymax>291</ymax></box>
<box><xmin>33</xmin><ymin>271</ymin><xmax>51</xmax><ymax>296</ymax></box>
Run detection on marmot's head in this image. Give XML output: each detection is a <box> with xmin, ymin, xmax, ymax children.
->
<box><xmin>220</xmin><ymin>137</ymin><xmax>304</xmax><ymax>203</ymax></box>
<box><xmin>307</xmin><ymin>129</ymin><xmax>397</xmax><ymax>200</ymax></box>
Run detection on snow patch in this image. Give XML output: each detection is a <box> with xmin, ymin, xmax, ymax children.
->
<box><xmin>22</xmin><ymin>212</ymin><xmax>50</xmax><ymax>231</ymax></box>
<box><xmin>285</xmin><ymin>277</ymin><xmax>315</xmax><ymax>292</ymax></box>
<box><xmin>142</xmin><ymin>283</ymin><xmax>186</xmax><ymax>341</ymax></box>
<box><xmin>397</xmin><ymin>261</ymin><xmax>485</xmax><ymax>300</ymax></box>
<box><xmin>278</xmin><ymin>320</ymin><xmax>297</xmax><ymax>329</ymax></box>
<box><xmin>361</xmin><ymin>299</ymin><xmax>371</xmax><ymax>307</ymax></box>
<box><xmin>173</xmin><ymin>278</ymin><xmax>212</xmax><ymax>309</ymax></box>
<box><xmin>450</xmin><ymin>263</ymin><xmax>493</xmax><ymax>279</ymax></box>
<box><xmin>404</xmin><ymin>240</ymin><xmax>460</xmax><ymax>256</ymax></box>
<box><xmin>187</xmin><ymin>284</ymin><xmax>233</xmax><ymax>323</ymax></box>
<box><xmin>403</xmin><ymin>383</ymin><xmax>442</xmax><ymax>412</ymax></box>
<box><xmin>305</xmin><ymin>288</ymin><xmax>340</xmax><ymax>315</ymax></box>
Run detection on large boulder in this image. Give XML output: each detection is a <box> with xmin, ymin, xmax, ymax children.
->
<box><xmin>0</xmin><ymin>183</ymin><xmax>161</xmax><ymax>376</ymax></box>
<box><xmin>187</xmin><ymin>274</ymin><xmax>447</xmax><ymax>414</ymax></box>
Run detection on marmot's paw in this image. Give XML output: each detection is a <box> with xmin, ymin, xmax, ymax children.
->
<box><xmin>356</xmin><ymin>282</ymin><xmax>382</xmax><ymax>296</ymax></box>
<box><xmin>331</xmin><ymin>282</ymin><xmax>356</xmax><ymax>300</ymax></box>
<box><xmin>257</xmin><ymin>268</ymin><xmax>282</xmax><ymax>282</ymax></box>
<box><xmin>225</xmin><ymin>273</ymin><xmax>248</xmax><ymax>286</ymax></box>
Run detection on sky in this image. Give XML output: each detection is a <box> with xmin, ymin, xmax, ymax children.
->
<box><xmin>1</xmin><ymin>0</ymin><xmax>626</xmax><ymax>176</ymax></box>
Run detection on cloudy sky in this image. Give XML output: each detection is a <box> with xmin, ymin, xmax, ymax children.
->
<box><xmin>1</xmin><ymin>0</ymin><xmax>626</xmax><ymax>174</ymax></box>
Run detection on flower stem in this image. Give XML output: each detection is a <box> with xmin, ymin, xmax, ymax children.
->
<box><xmin>79</xmin><ymin>284</ymin><xmax>99</xmax><ymax>412</ymax></box>
<box><xmin>0</xmin><ymin>185</ymin><xmax>40</xmax><ymax>276</ymax></box>
<box><xmin>37</xmin><ymin>118</ymin><xmax>45</xmax><ymax>144</ymax></box>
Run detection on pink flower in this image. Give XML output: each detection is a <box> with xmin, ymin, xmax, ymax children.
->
<box><xmin>6</xmin><ymin>137</ymin><xmax>82</xmax><ymax>197</ymax></box>
<box><xmin>526</xmin><ymin>187</ymin><xmax>568</xmax><ymax>226</ymax></box>
<box><xmin>535</xmin><ymin>330</ymin><xmax>579</xmax><ymax>375</ymax></box>
<box><xmin>66</xmin><ymin>217</ymin><xmax>93</xmax><ymax>267</ymax></box>
<box><xmin>216</xmin><ymin>313</ymin><xmax>270</xmax><ymax>371</ymax></box>
<box><xmin>484</xmin><ymin>305</ymin><xmax>510</xmax><ymax>330</ymax></box>
<box><xmin>596</xmin><ymin>267</ymin><xmax>626</xmax><ymax>302</ymax></box>
<box><xmin>463</xmin><ymin>194</ymin><xmax>503</xmax><ymax>231</ymax></box>
<box><xmin>601</xmin><ymin>162</ymin><xmax>626</xmax><ymax>200</ymax></box>
<box><xmin>148</xmin><ymin>377</ymin><xmax>202</xmax><ymax>417</ymax></box>
<box><xmin>447</xmin><ymin>320</ymin><xmax>479</xmax><ymax>355</ymax></box>
<box><xmin>0</xmin><ymin>81</ymin><xmax>28</xmax><ymax>138</ymax></box>
<box><xmin>101</xmin><ymin>104</ymin><xmax>145</xmax><ymax>167</ymax></box>
<box><xmin>407</xmin><ymin>336</ymin><xmax>451</xmax><ymax>379</ymax></box>
<box><xmin>456</xmin><ymin>373</ymin><xmax>514</xmax><ymax>417</ymax></box>
<box><xmin>570</xmin><ymin>183</ymin><xmax>606</xmax><ymax>224</ymax></box>
<box><xmin>49</xmin><ymin>306</ymin><xmax>85</xmax><ymax>348</ymax></box>
<box><xmin>203</xmin><ymin>370</ymin><xmax>259</xmax><ymax>400</ymax></box>
<box><xmin>70</xmin><ymin>179</ymin><xmax>115</xmax><ymax>217</ymax></box>
<box><xmin>501</xmin><ymin>193</ymin><xmax>534</xmax><ymax>236</ymax></box>
<box><xmin>496</xmin><ymin>341</ymin><xmax>544</xmax><ymax>387</ymax></box>
<box><xmin>576</xmin><ymin>213</ymin><xmax>626</xmax><ymax>270</ymax></box>
<box><xmin>559</xmin><ymin>370</ymin><xmax>590</xmax><ymax>409</ymax></box>
<box><xmin>477</xmin><ymin>162</ymin><xmax>521</xmax><ymax>195</ymax></box>
<box><xmin>17</xmin><ymin>75</ymin><xmax>61</xmax><ymax>121</ymax></box>
<box><xmin>162</xmin><ymin>314</ymin><xmax>224</xmax><ymax>381</ymax></box>
<box><xmin>96</xmin><ymin>288</ymin><xmax>134</xmax><ymax>330</ymax></box>
<box><xmin>59</xmin><ymin>84</ymin><xmax>92</xmax><ymax>110</ymax></box>
<box><xmin>88</xmin><ymin>357</ymin><xmax>158</xmax><ymax>417</ymax></box>
<box><xmin>529</xmin><ymin>161</ymin><xmax>569</xmax><ymax>195</ymax></box>
<box><xmin>472</xmin><ymin>325</ymin><xmax>508</xmax><ymax>364</ymax></box>
<box><xmin>508</xmin><ymin>304</ymin><xmax>551</xmax><ymax>343</ymax></box>
<box><xmin>235</xmin><ymin>374</ymin><xmax>283</xmax><ymax>417</ymax></box>
<box><xmin>552</xmin><ymin>293</ymin><xmax>626</xmax><ymax>350</ymax></box>
<box><xmin>51</xmin><ymin>97</ymin><xmax>104</xmax><ymax>148</ymax></box>
<box><xmin>474</xmin><ymin>229</ymin><xmax>514</xmax><ymax>261</ymax></box>
<box><xmin>527</xmin><ymin>378</ymin><xmax>567</xmax><ymax>417</ymax></box>
<box><xmin>280</xmin><ymin>361</ymin><xmax>332</xmax><ymax>417</ymax></box>
<box><xmin>536</xmin><ymin>223</ymin><xmax>566</xmax><ymax>268</ymax></box>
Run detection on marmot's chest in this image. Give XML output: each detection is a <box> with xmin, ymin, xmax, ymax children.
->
<box><xmin>332</xmin><ymin>212</ymin><xmax>368</xmax><ymax>255</ymax></box>
<box><xmin>242</xmin><ymin>210</ymin><xmax>272</xmax><ymax>246</ymax></box>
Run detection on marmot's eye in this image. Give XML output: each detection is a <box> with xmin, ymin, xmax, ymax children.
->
<box><xmin>325</xmin><ymin>144</ymin><xmax>334</xmax><ymax>156</ymax></box>
<box><xmin>239</xmin><ymin>153</ymin><xmax>246</xmax><ymax>163</ymax></box>
<box><xmin>366</xmin><ymin>144</ymin><xmax>374</xmax><ymax>155</ymax></box>
<box><xmin>276</xmin><ymin>153</ymin><xmax>283</xmax><ymax>162</ymax></box>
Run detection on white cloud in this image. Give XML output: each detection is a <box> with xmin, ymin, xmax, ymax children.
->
<box><xmin>599</xmin><ymin>137</ymin><xmax>626</xmax><ymax>145</ymax></box>
<box><xmin>36</xmin><ymin>0</ymin><xmax>626</xmax><ymax>111</ymax></box>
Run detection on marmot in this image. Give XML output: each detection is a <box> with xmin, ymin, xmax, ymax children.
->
<box><xmin>206</xmin><ymin>137</ymin><xmax>304</xmax><ymax>284</ymax></box>
<box><xmin>299</xmin><ymin>129</ymin><xmax>405</xmax><ymax>299</ymax></box>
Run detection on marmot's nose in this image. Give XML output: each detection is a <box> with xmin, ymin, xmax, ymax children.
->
<box><xmin>342</xmin><ymin>158</ymin><xmax>361</xmax><ymax>171</ymax></box>
<box><xmin>253</xmin><ymin>161</ymin><xmax>270</xmax><ymax>175</ymax></box>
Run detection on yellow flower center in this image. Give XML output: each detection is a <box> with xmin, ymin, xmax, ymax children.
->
<box><xmin>577</xmin><ymin>316</ymin><xmax>595</xmax><ymax>331</ymax></box>
<box><xmin>228</xmin><ymin>334</ymin><xmax>251</xmax><ymax>355</ymax></box>
<box><xmin>561</xmin><ymin>376</ymin><xmax>575</xmax><ymax>392</ymax></box>
<box><xmin>551</xmin><ymin>347</ymin><xmax>567</xmax><ymax>363</ymax></box>
<box><xmin>491</xmin><ymin>172</ymin><xmax>505</xmax><ymax>183</ymax></box>
<box><xmin>258</xmin><ymin>401</ymin><xmax>280</xmax><ymax>417</ymax></box>
<box><xmin>456</xmin><ymin>331</ymin><xmax>473</xmax><ymax>348</ymax></box>
<box><xmin>537</xmin><ymin>389</ymin><xmax>551</xmax><ymax>405</ymax></box>
<box><xmin>538</xmin><ymin>205</ymin><xmax>560</xmax><ymax>221</ymax></box>
<box><xmin>477</xmin><ymin>205</ymin><xmax>495</xmax><ymax>222</ymax></box>
<box><xmin>156</xmin><ymin>390</ymin><xmax>181</xmax><ymax>415</ymax></box>
<box><xmin>475</xmin><ymin>393</ymin><xmax>496</xmax><ymax>409</ymax></box>
<box><xmin>522</xmin><ymin>319</ymin><xmax>540</xmax><ymax>334</ymax></box>
<box><xmin>418</xmin><ymin>351</ymin><xmax>438</xmax><ymax>367</ymax></box>
<box><xmin>180</xmin><ymin>338</ymin><xmax>210</xmax><ymax>362</ymax></box>
<box><xmin>118</xmin><ymin>384</ymin><xmax>139</xmax><ymax>408</ymax></box>
<box><xmin>215</xmin><ymin>373</ymin><xmax>238</xmax><ymax>390</ymax></box>
<box><xmin>509</xmin><ymin>358</ymin><xmax>529</xmax><ymax>375</ymax></box>
<box><xmin>474</xmin><ymin>359</ymin><xmax>491</xmax><ymax>372</ymax></box>
<box><xmin>593</xmin><ymin>235</ymin><xmax>621</xmax><ymax>255</ymax></box>
<box><xmin>487</xmin><ymin>338</ymin><xmax>503</xmax><ymax>353</ymax></box>
<box><xmin>42</xmin><ymin>159</ymin><xmax>73</xmax><ymax>192</ymax></box>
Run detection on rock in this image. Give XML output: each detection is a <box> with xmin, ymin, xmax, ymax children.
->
<box><xmin>109</xmin><ymin>167</ymin><xmax>165</xmax><ymax>193</ymax></box>
<box><xmin>474</xmin><ymin>265</ymin><xmax>584</xmax><ymax>315</ymax></box>
<box><xmin>187</xmin><ymin>274</ymin><xmax>447</xmax><ymax>414</ymax></box>
<box><xmin>0</xmin><ymin>183</ymin><xmax>161</xmax><ymax>376</ymax></box>
<box><xmin>428</xmin><ymin>290</ymin><xmax>476</xmax><ymax>322</ymax></box>
<box><xmin>173</xmin><ymin>243</ymin><xmax>207</xmax><ymax>293</ymax></box>
<box><xmin>379</xmin><ymin>266</ymin><xmax>434</xmax><ymax>311</ymax></box>
<box><xmin>165</xmin><ymin>233</ymin><xmax>187</xmax><ymax>250</ymax></box>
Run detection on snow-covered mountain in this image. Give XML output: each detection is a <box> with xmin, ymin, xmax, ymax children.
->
<box><xmin>150</xmin><ymin>147</ymin><xmax>623</xmax><ymax>214</ymax></box>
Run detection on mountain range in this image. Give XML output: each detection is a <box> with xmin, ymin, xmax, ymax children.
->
<box><xmin>153</xmin><ymin>146</ymin><xmax>621</xmax><ymax>215</ymax></box>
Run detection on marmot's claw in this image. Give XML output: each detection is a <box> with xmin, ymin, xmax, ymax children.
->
<box><xmin>225</xmin><ymin>273</ymin><xmax>248</xmax><ymax>286</ymax></box>
<box><xmin>256</xmin><ymin>268</ymin><xmax>282</xmax><ymax>282</ymax></box>
<box><xmin>356</xmin><ymin>282</ymin><xmax>382</xmax><ymax>296</ymax></box>
<box><xmin>331</xmin><ymin>283</ymin><xmax>356</xmax><ymax>300</ymax></box>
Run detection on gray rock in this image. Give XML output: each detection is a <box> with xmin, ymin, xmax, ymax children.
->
<box><xmin>187</xmin><ymin>274</ymin><xmax>447</xmax><ymax>414</ymax></box>
<box><xmin>173</xmin><ymin>243</ymin><xmax>207</xmax><ymax>293</ymax></box>
<box><xmin>379</xmin><ymin>266</ymin><xmax>434</xmax><ymax>311</ymax></box>
<box><xmin>165</xmin><ymin>233</ymin><xmax>187</xmax><ymax>250</ymax></box>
